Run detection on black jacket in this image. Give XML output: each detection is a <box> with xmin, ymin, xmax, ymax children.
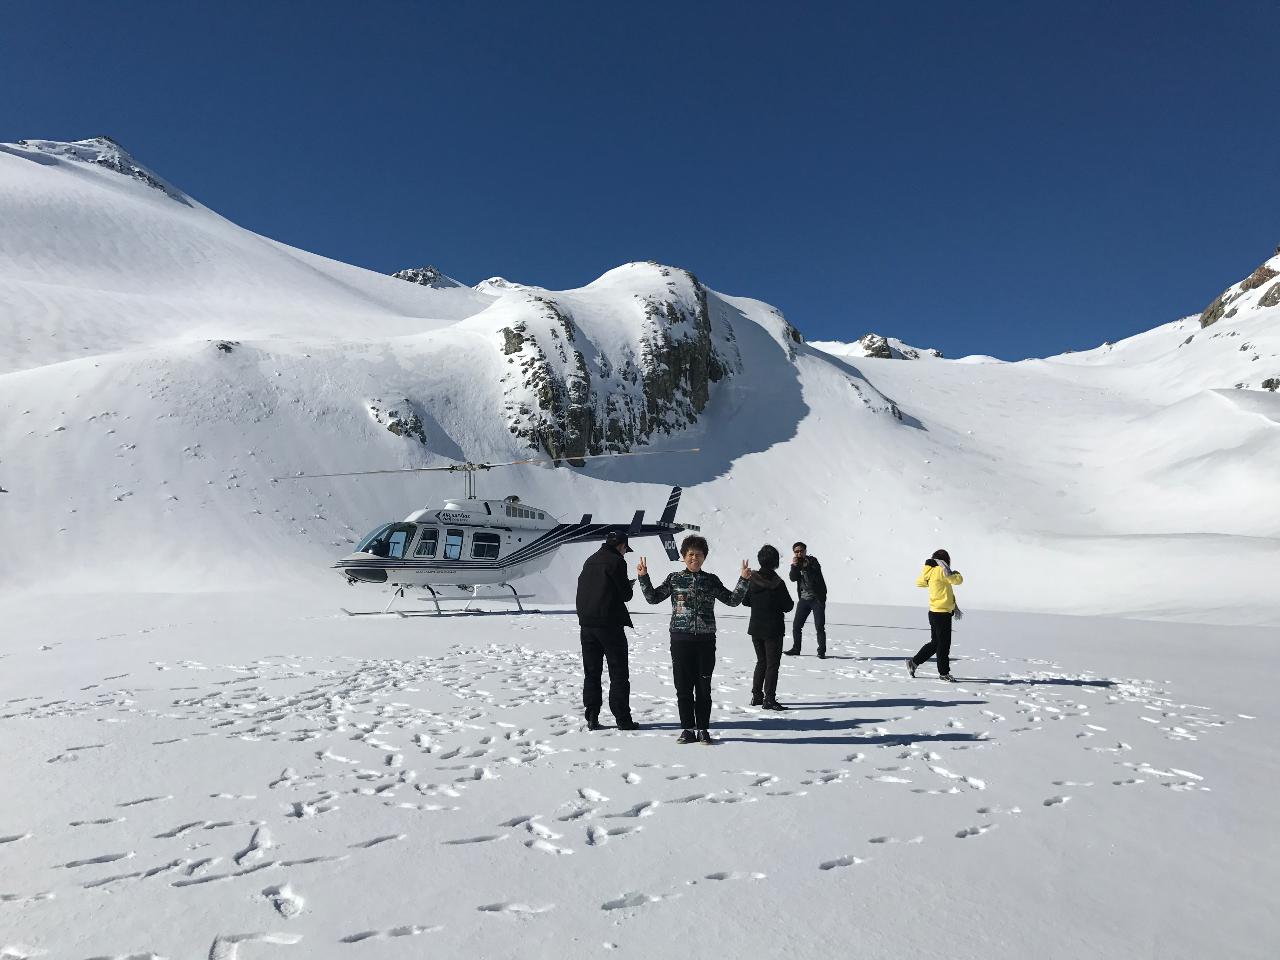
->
<box><xmin>576</xmin><ymin>544</ymin><xmax>635</xmax><ymax>628</ymax></box>
<box><xmin>789</xmin><ymin>555</ymin><xmax>828</xmax><ymax>602</ymax></box>
<box><xmin>742</xmin><ymin>571</ymin><xmax>795</xmax><ymax>638</ymax></box>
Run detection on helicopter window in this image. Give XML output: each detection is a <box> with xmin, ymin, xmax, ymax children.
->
<box><xmin>413</xmin><ymin>528</ymin><xmax>439</xmax><ymax>558</ymax></box>
<box><xmin>356</xmin><ymin>524</ymin><xmax>394</xmax><ymax>555</ymax></box>
<box><xmin>471</xmin><ymin>532</ymin><xmax>500</xmax><ymax>560</ymax></box>
<box><xmin>386</xmin><ymin>528</ymin><xmax>411</xmax><ymax>560</ymax></box>
<box><xmin>443</xmin><ymin>528</ymin><xmax>465</xmax><ymax>561</ymax></box>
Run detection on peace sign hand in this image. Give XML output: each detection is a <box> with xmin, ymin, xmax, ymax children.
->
<box><xmin>741</xmin><ymin>559</ymin><xmax>752</xmax><ymax>579</ymax></box>
<box><xmin>636</xmin><ymin>556</ymin><xmax>648</xmax><ymax>577</ymax></box>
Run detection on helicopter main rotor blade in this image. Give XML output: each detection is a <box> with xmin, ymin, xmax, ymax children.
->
<box><xmin>274</xmin><ymin>465</ymin><xmax>466</xmax><ymax>480</ymax></box>
<box><xmin>274</xmin><ymin>447</ymin><xmax>700</xmax><ymax>481</ymax></box>
<box><xmin>479</xmin><ymin>447</ymin><xmax>701</xmax><ymax>469</ymax></box>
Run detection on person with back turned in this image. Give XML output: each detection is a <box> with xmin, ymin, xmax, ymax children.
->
<box><xmin>576</xmin><ymin>531</ymin><xmax>641</xmax><ymax>730</ymax></box>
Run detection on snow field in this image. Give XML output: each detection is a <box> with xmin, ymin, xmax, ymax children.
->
<box><xmin>0</xmin><ymin>593</ymin><xmax>1273</xmax><ymax>959</ymax></box>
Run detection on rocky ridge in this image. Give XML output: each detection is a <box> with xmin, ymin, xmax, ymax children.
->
<box><xmin>492</xmin><ymin>263</ymin><xmax>742</xmax><ymax>464</ymax></box>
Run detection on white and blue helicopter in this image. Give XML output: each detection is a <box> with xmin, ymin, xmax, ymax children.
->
<box><xmin>282</xmin><ymin>451</ymin><xmax>700</xmax><ymax>615</ymax></box>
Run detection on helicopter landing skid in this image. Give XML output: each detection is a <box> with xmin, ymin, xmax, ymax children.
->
<box><xmin>340</xmin><ymin>583</ymin><xmax>533</xmax><ymax>618</ymax></box>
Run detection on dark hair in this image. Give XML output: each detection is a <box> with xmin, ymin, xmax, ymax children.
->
<box><xmin>931</xmin><ymin>549</ymin><xmax>951</xmax><ymax>565</ymax></box>
<box><xmin>792</xmin><ymin>541</ymin><xmax>807</xmax><ymax>551</ymax></box>
<box><xmin>757</xmin><ymin>544</ymin><xmax>780</xmax><ymax>571</ymax></box>
<box><xmin>680</xmin><ymin>535</ymin><xmax>709</xmax><ymax>557</ymax></box>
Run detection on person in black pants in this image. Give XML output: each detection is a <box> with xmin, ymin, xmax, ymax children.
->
<box><xmin>785</xmin><ymin>541</ymin><xmax>828</xmax><ymax>658</ymax></box>
<box><xmin>742</xmin><ymin>544</ymin><xmax>794</xmax><ymax>710</ymax></box>
<box><xmin>575</xmin><ymin>531</ymin><xmax>641</xmax><ymax>730</ymax></box>
<box><xmin>907</xmin><ymin>549</ymin><xmax>965</xmax><ymax>682</ymax></box>
<box><xmin>638</xmin><ymin>535</ymin><xmax>750</xmax><ymax>745</ymax></box>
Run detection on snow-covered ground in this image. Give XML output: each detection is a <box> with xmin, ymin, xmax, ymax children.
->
<box><xmin>2</xmin><ymin>592</ymin><xmax>1275</xmax><ymax>959</ymax></box>
<box><xmin>2</xmin><ymin>138</ymin><xmax>1277</xmax><ymax>957</ymax></box>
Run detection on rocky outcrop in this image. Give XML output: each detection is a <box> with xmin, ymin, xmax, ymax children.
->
<box><xmin>495</xmin><ymin>265</ymin><xmax>741</xmax><ymax>464</ymax></box>
<box><xmin>1200</xmin><ymin>255</ymin><xmax>1280</xmax><ymax>328</ymax></box>
<box><xmin>391</xmin><ymin>266</ymin><xmax>462</xmax><ymax>289</ymax></box>
<box><xmin>367</xmin><ymin>398</ymin><xmax>427</xmax><ymax>445</ymax></box>
<box><xmin>856</xmin><ymin>333</ymin><xmax>942</xmax><ymax>360</ymax></box>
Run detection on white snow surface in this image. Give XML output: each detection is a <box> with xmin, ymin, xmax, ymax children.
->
<box><xmin>0</xmin><ymin>139</ymin><xmax>1277</xmax><ymax>956</ymax></box>
<box><xmin>0</xmin><ymin>594</ymin><xmax>1274</xmax><ymax>959</ymax></box>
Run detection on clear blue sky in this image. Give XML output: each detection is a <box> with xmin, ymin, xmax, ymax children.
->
<box><xmin>3</xmin><ymin>0</ymin><xmax>1276</xmax><ymax>359</ymax></box>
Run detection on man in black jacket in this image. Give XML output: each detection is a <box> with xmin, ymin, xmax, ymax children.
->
<box><xmin>785</xmin><ymin>541</ymin><xmax>829</xmax><ymax>658</ymax></box>
<box><xmin>575</xmin><ymin>531</ymin><xmax>640</xmax><ymax>730</ymax></box>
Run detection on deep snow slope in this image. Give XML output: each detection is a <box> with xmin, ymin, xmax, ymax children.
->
<box><xmin>1</xmin><ymin>139</ymin><xmax>1277</xmax><ymax>624</ymax></box>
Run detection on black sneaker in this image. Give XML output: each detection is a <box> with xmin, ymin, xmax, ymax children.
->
<box><xmin>905</xmin><ymin>658</ymin><xmax>917</xmax><ymax>678</ymax></box>
<box><xmin>676</xmin><ymin>729</ymin><xmax>697</xmax><ymax>744</ymax></box>
<box><xmin>763</xmin><ymin>701</ymin><xmax>788</xmax><ymax>711</ymax></box>
<box><xmin>697</xmin><ymin>729</ymin><xmax>715</xmax><ymax>745</ymax></box>
<box><xmin>784</xmin><ymin>647</ymin><xmax>800</xmax><ymax>656</ymax></box>
<box><xmin>616</xmin><ymin>719</ymin><xmax>641</xmax><ymax>731</ymax></box>
<box><xmin>940</xmin><ymin>674</ymin><xmax>957</xmax><ymax>683</ymax></box>
<box><xmin>750</xmin><ymin>694</ymin><xmax>763</xmax><ymax>706</ymax></box>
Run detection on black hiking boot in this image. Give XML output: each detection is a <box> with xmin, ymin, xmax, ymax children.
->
<box><xmin>586</xmin><ymin>714</ymin><xmax>602</xmax><ymax>731</ymax></box>
<box><xmin>750</xmin><ymin>693</ymin><xmax>763</xmax><ymax>706</ymax></box>
<box><xmin>940</xmin><ymin>674</ymin><xmax>957</xmax><ymax>683</ymax></box>
<box><xmin>676</xmin><ymin>729</ymin><xmax>697</xmax><ymax>744</ymax></box>
<box><xmin>817</xmin><ymin>650</ymin><xmax>827</xmax><ymax>660</ymax></box>
<box><xmin>697</xmin><ymin>729</ymin><xmax>715</xmax><ymax>745</ymax></box>
<box><xmin>906</xmin><ymin>658</ymin><xmax>917</xmax><ymax>678</ymax></box>
<box><xmin>763</xmin><ymin>701</ymin><xmax>788</xmax><ymax>711</ymax></box>
<box><xmin>784</xmin><ymin>647</ymin><xmax>800</xmax><ymax>656</ymax></box>
<box><xmin>616</xmin><ymin>719</ymin><xmax>641</xmax><ymax>731</ymax></box>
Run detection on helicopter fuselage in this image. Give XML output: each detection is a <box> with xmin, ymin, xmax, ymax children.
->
<box><xmin>334</xmin><ymin>488</ymin><xmax>693</xmax><ymax>590</ymax></box>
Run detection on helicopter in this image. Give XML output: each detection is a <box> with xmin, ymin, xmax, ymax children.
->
<box><xmin>280</xmin><ymin>450</ymin><xmax>701</xmax><ymax>615</ymax></box>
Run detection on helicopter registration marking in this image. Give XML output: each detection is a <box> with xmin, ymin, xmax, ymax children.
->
<box><xmin>436</xmin><ymin>511</ymin><xmax>473</xmax><ymax>522</ymax></box>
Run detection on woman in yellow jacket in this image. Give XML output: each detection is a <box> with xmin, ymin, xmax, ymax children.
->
<box><xmin>907</xmin><ymin>549</ymin><xmax>963</xmax><ymax>682</ymax></box>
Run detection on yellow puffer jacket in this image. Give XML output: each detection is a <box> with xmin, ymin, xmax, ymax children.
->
<box><xmin>916</xmin><ymin>564</ymin><xmax>963</xmax><ymax>613</ymax></box>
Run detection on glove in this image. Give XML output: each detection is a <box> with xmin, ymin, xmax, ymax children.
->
<box><xmin>953</xmin><ymin>606</ymin><xmax>964</xmax><ymax>621</ymax></box>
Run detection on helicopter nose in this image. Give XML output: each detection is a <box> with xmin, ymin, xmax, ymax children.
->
<box><xmin>334</xmin><ymin>554</ymin><xmax>388</xmax><ymax>584</ymax></box>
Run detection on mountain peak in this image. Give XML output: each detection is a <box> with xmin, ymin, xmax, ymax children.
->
<box><xmin>9</xmin><ymin>137</ymin><xmax>189</xmax><ymax>204</ymax></box>
<box><xmin>391</xmin><ymin>265</ymin><xmax>463</xmax><ymax>289</ymax></box>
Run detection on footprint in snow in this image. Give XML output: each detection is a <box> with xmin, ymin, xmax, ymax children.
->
<box><xmin>818</xmin><ymin>855</ymin><xmax>866</xmax><ymax>871</ymax></box>
<box><xmin>1042</xmin><ymin>796</ymin><xmax>1070</xmax><ymax>807</ymax></box>
<box><xmin>341</xmin><ymin>925</ymin><xmax>440</xmax><ymax>942</ymax></box>
<box><xmin>601</xmin><ymin>891</ymin><xmax>676</xmax><ymax>911</ymax></box>
<box><xmin>955</xmin><ymin>824</ymin><xmax>995</xmax><ymax>839</ymax></box>
<box><xmin>262</xmin><ymin>883</ymin><xmax>305</xmax><ymax>919</ymax></box>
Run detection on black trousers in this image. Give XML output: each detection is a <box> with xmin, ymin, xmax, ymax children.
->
<box><xmin>751</xmin><ymin>635</ymin><xmax>783</xmax><ymax>702</ymax></box>
<box><xmin>792</xmin><ymin>598</ymin><xmax>827</xmax><ymax>652</ymax></box>
<box><xmin>912</xmin><ymin>611</ymin><xmax>953</xmax><ymax>676</ymax></box>
<box><xmin>670</xmin><ymin>633</ymin><xmax>716</xmax><ymax>730</ymax></box>
<box><xmin>581</xmin><ymin>626</ymin><xmax>632</xmax><ymax>722</ymax></box>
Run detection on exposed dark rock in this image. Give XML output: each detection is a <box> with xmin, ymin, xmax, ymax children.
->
<box><xmin>1262</xmin><ymin>378</ymin><xmax>1279</xmax><ymax>392</ymax></box>
<box><xmin>391</xmin><ymin>266</ymin><xmax>462</xmax><ymax>289</ymax></box>
<box><xmin>496</xmin><ymin>266</ymin><xmax>741</xmax><ymax>463</ymax></box>
<box><xmin>1240</xmin><ymin>264</ymin><xmax>1279</xmax><ymax>292</ymax></box>
<box><xmin>1260</xmin><ymin>281</ymin><xmax>1280</xmax><ymax>309</ymax></box>
<box><xmin>368</xmin><ymin>398</ymin><xmax>427</xmax><ymax>445</ymax></box>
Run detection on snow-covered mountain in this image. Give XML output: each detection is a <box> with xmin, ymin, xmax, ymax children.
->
<box><xmin>811</xmin><ymin>333</ymin><xmax>944</xmax><ymax>361</ymax></box>
<box><xmin>1</xmin><ymin>138</ymin><xmax>1277</xmax><ymax>624</ymax></box>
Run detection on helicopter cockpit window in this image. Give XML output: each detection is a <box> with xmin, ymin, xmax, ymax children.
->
<box><xmin>471</xmin><ymin>531</ymin><xmax>500</xmax><ymax>560</ymax></box>
<box><xmin>357</xmin><ymin>523</ymin><xmax>414</xmax><ymax>559</ymax></box>
<box><xmin>356</xmin><ymin>524</ymin><xmax>393</xmax><ymax>554</ymax></box>
<box><xmin>443</xmin><ymin>528</ymin><xmax>465</xmax><ymax>561</ymax></box>
<box><xmin>413</xmin><ymin>528</ymin><xmax>439</xmax><ymax>558</ymax></box>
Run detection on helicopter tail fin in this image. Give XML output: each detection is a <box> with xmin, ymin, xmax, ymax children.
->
<box><xmin>629</xmin><ymin>510</ymin><xmax>644</xmax><ymax>534</ymax></box>
<box><xmin>660</xmin><ymin>533</ymin><xmax>679</xmax><ymax>561</ymax></box>
<box><xmin>659</xmin><ymin>486</ymin><xmax>682</xmax><ymax>526</ymax></box>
